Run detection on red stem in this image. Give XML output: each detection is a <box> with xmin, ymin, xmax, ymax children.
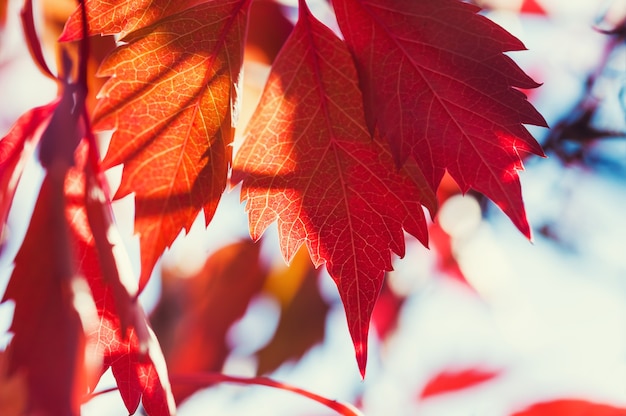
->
<box><xmin>77</xmin><ymin>0</ymin><xmax>89</xmax><ymax>88</ymax></box>
<box><xmin>20</xmin><ymin>0</ymin><xmax>56</xmax><ymax>80</ymax></box>
<box><xmin>171</xmin><ymin>373</ymin><xmax>363</xmax><ymax>416</ymax></box>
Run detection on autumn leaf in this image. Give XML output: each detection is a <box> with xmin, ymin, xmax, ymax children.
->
<box><xmin>512</xmin><ymin>399</ymin><xmax>626</xmax><ymax>416</ymax></box>
<box><xmin>1</xmin><ymin>58</ymin><xmax>101</xmax><ymax>412</ymax></box>
<box><xmin>63</xmin><ymin>0</ymin><xmax>251</xmax><ymax>290</ymax></box>
<box><xmin>67</xmin><ymin>145</ymin><xmax>176</xmax><ymax>415</ymax></box>
<box><xmin>333</xmin><ymin>0</ymin><xmax>547</xmax><ymax>238</ymax></box>
<box><xmin>429</xmin><ymin>220</ymin><xmax>470</xmax><ymax>287</ymax></box>
<box><xmin>152</xmin><ymin>240</ymin><xmax>267</xmax><ymax>403</ymax></box>
<box><xmin>233</xmin><ymin>0</ymin><xmax>435</xmax><ymax>377</ymax></box>
<box><xmin>520</xmin><ymin>0</ymin><xmax>547</xmax><ymax>14</ymax></box>
<box><xmin>0</xmin><ymin>0</ymin><xmax>7</xmax><ymax>28</ymax></box>
<box><xmin>419</xmin><ymin>368</ymin><xmax>500</xmax><ymax>399</ymax></box>
<box><xmin>60</xmin><ymin>0</ymin><xmax>204</xmax><ymax>40</ymax></box>
<box><xmin>0</xmin><ymin>102</ymin><xmax>57</xmax><ymax>250</ymax></box>
<box><xmin>2</xmin><ymin>174</ymin><xmax>96</xmax><ymax>416</ymax></box>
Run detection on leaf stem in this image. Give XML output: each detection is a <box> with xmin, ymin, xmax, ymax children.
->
<box><xmin>170</xmin><ymin>373</ymin><xmax>363</xmax><ymax>416</ymax></box>
<box><xmin>20</xmin><ymin>0</ymin><xmax>56</xmax><ymax>80</ymax></box>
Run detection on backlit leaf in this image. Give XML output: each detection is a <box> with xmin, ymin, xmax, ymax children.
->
<box><xmin>68</xmin><ymin>0</ymin><xmax>250</xmax><ymax>290</ymax></box>
<box><xmin>0</xmin><ymin>351</ymin><xmax>27</xmax><ymax>416</ymax></box>
<box><xmin>3</xmin><ymin>175</ymin><xmax>92</xmax><ymax>416</ymax></box>
<box><xmin>60</xmin><ymin>0</ymin><xmax>205</xmax><ymax>40</ymax></box>
<box><xmin>67</xmin><ymin>146</ymin><xmax>175</xmax><ymax>415</ymax></box>
<box><xmin>370</xmin><ymin>278</ymin><xmax>405</xmax><ymax>341</ymax></box>
<box><xmin>0</xmin><ymin>102</ymin><xmax>57</xmax><ymax>249</ymax></box>
<box><xmin>233</xmin><ymin>0</ymin><xmax>435</xmax><ymax>377</ymax></box>
<box><xmin>333</xmin><ymin>0</ymin><xmax>547</xmax><ymax>237</ymax></box>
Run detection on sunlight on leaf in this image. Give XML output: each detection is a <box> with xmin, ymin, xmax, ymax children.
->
<box><xmin>234</xmin><ymin>0</ymin><xmax>434</xmax><ymax>377</ymax></box>
<box><xmin>68</xmin><ymin>0</ymin><xmax>251</xmax><ymax>290</ymax></box>
<box><xmin>334</xmin><ymin>0</ymin><xmax>547</xmax><ymax>238</ymax></box>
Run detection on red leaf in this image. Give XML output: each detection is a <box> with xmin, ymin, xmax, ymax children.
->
<box><xmin>0</xmin><ymin>102</ymin><xmax>57</xmax><ymax>248</ymax></box>
<box><xmin>68</xmin><ymin>0</ymin><xmax>251</xmax><ymax>290</ymax></box>
<box><xmin>0</xmin><ymin>351</ymin><xmax>27</xmax><ymax>416</ymax></box>
<box><xmin>521</xmin><ymin>0</ymin><xmax>547</xmax><ymax>15</ymax></box>
<box><xmin>233</xmin><ymin>0</ymin><xmax>435</xmax><ymax>377</ymax></box>
<box><xmin>419</xmin><ymin>368</ymin><xmax>500</xmax><ymax>399</ymax></box>
<box><xmin>512</xmin><ymin>399</ymin><xmax>626</xmax><ymax>416</ymax></box>
<box><xmin>60</xmin><ymin>0</ymin><xmax>205</xmax><ymax>40</ymax></box>
<box><xmin>333</xmin><ymin>0</ymin><xmax>547</xmax><ymax>238</ymax></box>
<box><xmin>66</xmin><ymin>148</ymin><xmax>175</xmax><ymax>415</ymax></box>
<box><xmin>2</xmin><ymin>175</ymin><xmax>94</xmax><ymax>416</ymax></box>
<box><xmin>245</xmin><ymin>0</ymin><xmax>294</xmax><ymax>64</ymax></box>
<box><xmin>429</xmin><ymin>221</ymin><xmax>470</xmax><ymax>287</ymax></box>
<box><xmin>0</xmin><ymin>0</ymin><xmax>7</xmax><ymax>28</ymax></box>
<box><xmin>152</xmin><ymin>240</ymin><xmax>267</xmax><ymax>403</ymax></box>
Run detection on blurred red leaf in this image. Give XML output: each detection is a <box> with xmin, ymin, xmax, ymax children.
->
<box><xmin>2</xmin><ymin>174</ymin><xmax>93</xmax><ymax>416</ymax></box>
<box><xmin>370</xmin><ymin>279</ymin><xmax>405</xmax><ymax>341</ymax></box>
<box><xmin>512</xmin><ymin>399</ymin><xmax>626</xmax><ymax>416</ymax></box>
<box><xmin>521</xmin><ymin>0</ymin><xmax>547</xmax><ymax>15</ymax></box>
<box><xmin>333</xmin><ymin>0</ymin><xmax>547</xmax><ymax>238</ymax></box>
<box><xmin>429</xmin><ymin>221</ymin><xmax>470</xmax><ymax>287</ymax></box>
<box><xmin>1</xmin><ymin>65</ymin><xmax>100</xmax><ymax>413</ymax></box>
<box><xmin>152</xmin><ymin>240</ymin><xmax>267</xmax><ymax>403</ymax></box>
<box><xmin>233</xmin><ymin>0</ymin><xmax>434</xmax><ymax>377</ymax></box>
<box><xmin>0</xmin><ymin>102</ymin><xmax>57</xmax><ymax>249</ymax></box>
<box><xmin>420</xmin><ymin>368</ymin><xmax>500</xmax><ymax>399</ymax></box>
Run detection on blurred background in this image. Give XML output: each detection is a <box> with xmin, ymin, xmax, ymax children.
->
<box><xmin>1</xmin><ymin>0</ymin><xmax>626</xmax><ymax>415</ymax></box>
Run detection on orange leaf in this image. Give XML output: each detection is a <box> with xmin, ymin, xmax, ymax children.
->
<box><xmin>233</xmin><ymin>0</ymin><xmax>435</xmax><ymax>377</ymax></box>
<box><xmin>60</xmin><ymin>0</ymin><xmax>205</xmax><ymax>40</ymax></box>
<box><xmin>67</xmin><ymin>0</ymin><xmax>251</xmax><ymax>290</ymax></box>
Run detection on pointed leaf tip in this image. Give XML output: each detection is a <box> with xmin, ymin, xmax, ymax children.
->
<box><xmin>234</xmin><ymin>1</ymin><xmax>433</xmax><ymax>377</ymax></box>
<box><xmin>356</xmin><ymin>341</ymin><xmax>367</xmax><ymax>379</ymax></box>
